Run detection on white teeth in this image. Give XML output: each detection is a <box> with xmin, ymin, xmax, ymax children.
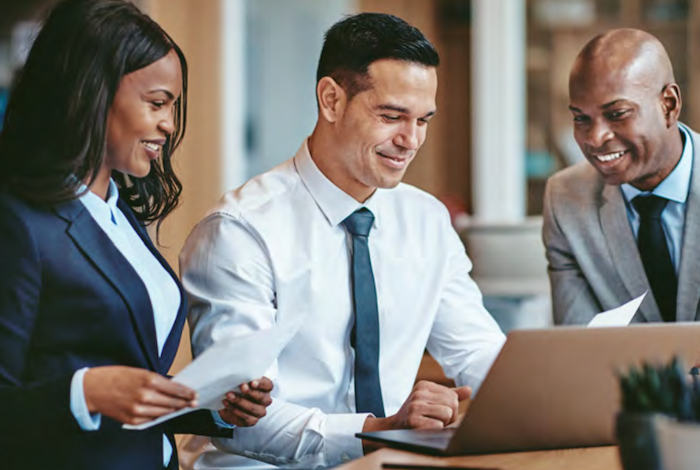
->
<box><xmin>596</xmin><ymin>151</ymin><xmax>625</xmax><ymax>162</ymax></box>
<box><xmin>142</xmin><ymin>141</ymin><xmax>160</xmax><ymax>152</ymax></box>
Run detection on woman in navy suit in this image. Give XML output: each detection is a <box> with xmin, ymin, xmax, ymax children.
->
<box><xmin>0</xmin><ymin>1</ymin><xmax>272</xmax><ymax>469</ymax></box>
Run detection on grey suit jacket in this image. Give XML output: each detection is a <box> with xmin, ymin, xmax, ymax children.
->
<box><xmin>543</xmin><ymin>124</ymin><xmax>700</xmax><ymax>325</ymax></box>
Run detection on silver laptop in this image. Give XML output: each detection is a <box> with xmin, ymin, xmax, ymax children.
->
<box><xmin>357</xmin><ymin>323</ymin><xmax>700</xmax><ymax>455</ymax></box>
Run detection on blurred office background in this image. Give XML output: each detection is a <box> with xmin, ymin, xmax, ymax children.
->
<box><xmin>1</xmin><ymin>0</ymin><xmax>698</xmax><ymax>370</ymax></box>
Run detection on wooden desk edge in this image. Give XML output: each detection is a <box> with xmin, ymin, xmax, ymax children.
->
<box><xmin>335</xmin><ymin>446</ymin><xmax>621</xmax><ymax>470</ymax></box>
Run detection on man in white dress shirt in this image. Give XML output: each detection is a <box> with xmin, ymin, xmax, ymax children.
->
<box><xmin>178</xmin><ymin>13</ymin><xmax>505</xmax><ymax>469</ymax></box>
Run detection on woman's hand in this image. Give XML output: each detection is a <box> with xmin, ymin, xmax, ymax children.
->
<box><xmin>83</xmin><ymin>366</ymin><xmax>198</xmax><ymax>425</ymax></box>
<box><xmin>218</xmin><ymin>377</ymin><xmax>273</xmax><ymax>427</ymax></box>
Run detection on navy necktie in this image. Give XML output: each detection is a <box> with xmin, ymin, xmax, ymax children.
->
<box><xmin>632</xmin><ymin>195</ymin><xmax>677</xmax><ymax>322</ymax></box>
<box><xmin>342</xmin><ymin>208</ymin><xmax>385</xmax><ymax>417</ymax></box>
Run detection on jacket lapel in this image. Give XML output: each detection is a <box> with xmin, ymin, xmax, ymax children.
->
<box><xmin>55</xmin><ymin>199</ymin><xmax>160</xmax><ymax>371</ymax></box>
<box><xmin>117</xmin><ymin>200</ymin><xmax>187</xmax><ymax>374</ymax></box>
<box><xmin>599</xmin><ymin>184</ymin><xmax>663</xmax><ymax>322</ymax></box>
<box><xmin>677</xmin><ymin>127</ymin><xmax>700</xmax><ymax>321</ymax></box>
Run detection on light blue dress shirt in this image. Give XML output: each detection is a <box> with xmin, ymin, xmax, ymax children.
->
<box><xmin>620</xmin><ymin>124</ymin><xmax>693</xmax><ymax>274</ymax></box>
<box><xmin>69</xmin><ymin>179</ymin><xmax>181</xmax><ymax>467</ymax></box>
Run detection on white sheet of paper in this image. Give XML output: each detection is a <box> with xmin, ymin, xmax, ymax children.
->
<box><xmin>123</xmin><ymin>322</ymin><xmax>298</xmax><ymax>430</ymax></box>
<box><xmin>587</xmin><ymin>291</ymin><xmax>647</xmax><ymax>328</ymax></box>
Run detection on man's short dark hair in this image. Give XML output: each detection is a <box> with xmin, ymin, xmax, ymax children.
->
<box><xmin>316</xmin><ymin>13</ymin><xmax>439</xmax><ymax>99</ymax></box>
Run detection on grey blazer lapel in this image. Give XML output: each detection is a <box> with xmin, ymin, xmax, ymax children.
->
<box><xmin>599</xmin><ymin>184</ymin><xmax>662</xmax><ymax>322</ymax></box>
<box><xmin>677</xmin><ymin>126</ymin><xmax>700</xmax><ymax>321</ymax></box>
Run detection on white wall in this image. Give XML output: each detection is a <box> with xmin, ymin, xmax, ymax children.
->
<box><xmin>244</xmin><ymin>0</ymin><xmax>355</xmax><ymax>179</ymax></box>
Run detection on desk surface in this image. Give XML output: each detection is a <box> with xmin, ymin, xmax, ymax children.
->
<box><xmin>336</xmin><ymin>446</ymin><xmax>621</xmax><ymax>470</ymax></box>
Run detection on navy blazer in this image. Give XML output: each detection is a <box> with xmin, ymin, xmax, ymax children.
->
<box><xmin>0</xmin><ymin>191</ymin><xmax>230</xmax><ymax>470</ymax></box>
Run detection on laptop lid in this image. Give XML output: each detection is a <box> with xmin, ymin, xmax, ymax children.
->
<box><xmin>358</xmin><ymin>323</ymin><xmax>700</xmax><ymax>456</ymax></box>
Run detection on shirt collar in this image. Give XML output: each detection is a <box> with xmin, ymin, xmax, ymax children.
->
<box><xmin>294</xmin><ymin>138</ymin><xmax>382</xmax><ymax>229</ymax></box>
<box><xmin>621</xmin><ymin>123</ymin><xmax>693</xmax><ymax>204</ymax></box>
<box><xmin>78</xmin><ymin>179</ymin><xmax>120</xmax><ymax>225</ymax></box>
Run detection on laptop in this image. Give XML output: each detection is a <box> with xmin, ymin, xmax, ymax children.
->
<box><xmin>356</xmin><ymin>323</ymin><xmax>700</xmax><ymax>456</ymax></box>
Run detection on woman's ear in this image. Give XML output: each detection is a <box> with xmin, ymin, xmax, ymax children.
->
<box><xmin>317</xmin><ymin>76</ymin><xmax>347</xmax><ymax>123</ymax></box>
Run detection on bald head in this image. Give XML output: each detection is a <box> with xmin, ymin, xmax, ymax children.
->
<box><xmin>571</xmin><ymin>28</ymin><xmax>675</xmax><ymax>95</ymax></box>
<box><xmin>567</xmin><ymin>29</ymin><xmax>684</xmax><ymax>191</ymax></box>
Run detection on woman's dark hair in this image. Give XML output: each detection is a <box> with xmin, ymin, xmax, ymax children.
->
<box><xmin>0</xmin><ymin>0</ymin><xmax>188</xmax><ymax>228</ymax></box>
<box><xmin>316</xmin><ymin>13</ymin><xmax>439</xmax><ymax>99</ymax></box>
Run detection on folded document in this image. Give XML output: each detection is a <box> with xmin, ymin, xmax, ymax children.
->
<box><xmin>123</xmin><ymin>324</ymin><xmax>297</xmax><ymax>430</ymax></box>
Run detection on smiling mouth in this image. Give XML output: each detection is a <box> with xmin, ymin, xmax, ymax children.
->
<box><xmin>142</xmin><ymin>141</ymin><xmax>162</xmax><ymax>152</ymax></box>
<box><xmin>594</xmin><ymin>150</ymin><xmax>627</xmax><ymax>162</ymax></box>
<box><xmin>378</xmin><ymin>152</ymin><xmax>409</xmax><ymax>163</ymax></box>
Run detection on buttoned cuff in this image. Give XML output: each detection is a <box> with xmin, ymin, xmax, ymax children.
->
<box><xmin>324</xmin><ymin>412</ymin><xmax>371</xmax><ymax>465</ymax></box>
<box><xmin>70</xmin><ymin>367</ymin><xmax>102</xmax><ymax>431</ymax></box>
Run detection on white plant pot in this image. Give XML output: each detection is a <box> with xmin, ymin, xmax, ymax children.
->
<box><xmin>656</xmin><ymin>416</ymin><xmax>700</xmax><ymax>470</ymax></box>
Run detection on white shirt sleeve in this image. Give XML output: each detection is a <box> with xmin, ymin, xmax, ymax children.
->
<box><xmin>213</xmin><ymin>400</ymin><xmax>369</xmax><ymax>467</ymax></box>
<box><xmin>69</xmin><ymin>367</ymin><xmax>101</xmax><ymax>431</ymax></box>
<box><xmin>425</xmin><ymin>212</ymin><xmax>506</xmax><ymax>394</ymax></box>
<box><xmin>180</xmin><ymin>213</ymin><xmax>369</xmax><ymax>467</ymax></box>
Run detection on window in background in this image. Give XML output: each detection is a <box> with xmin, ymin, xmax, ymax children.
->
<box><xmin>244</xmin><ymin>0</ymin><xmax>356</xmax><ymax>179</ymax></box>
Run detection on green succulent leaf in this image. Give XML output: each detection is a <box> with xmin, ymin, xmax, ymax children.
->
<box><xmin>618</xmin><ymin>356</ymin><xmax>700</xmax><ymax>422</ymax></box>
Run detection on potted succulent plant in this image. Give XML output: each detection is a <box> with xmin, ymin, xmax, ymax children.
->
<box><xmin>617</xmin><ymin>357</ymin><xmax>700</xmax><ymax>470</ymax></box>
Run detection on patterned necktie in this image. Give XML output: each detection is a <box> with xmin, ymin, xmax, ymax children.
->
<box><xmin>632</xmin><ymin>195</ymin><xmax>677</xmax><ymax>322</ymax></box>
<box><xmin>342</xmin><ymin>208</ymin><xmax>385</xmax><ymax>417</ymax></box>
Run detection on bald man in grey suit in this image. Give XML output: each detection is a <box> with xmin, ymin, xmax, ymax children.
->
<box><xmin>544</xmin><ymin>29</ymin><xmax>700</xmax><ymax>325</ymax></box>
